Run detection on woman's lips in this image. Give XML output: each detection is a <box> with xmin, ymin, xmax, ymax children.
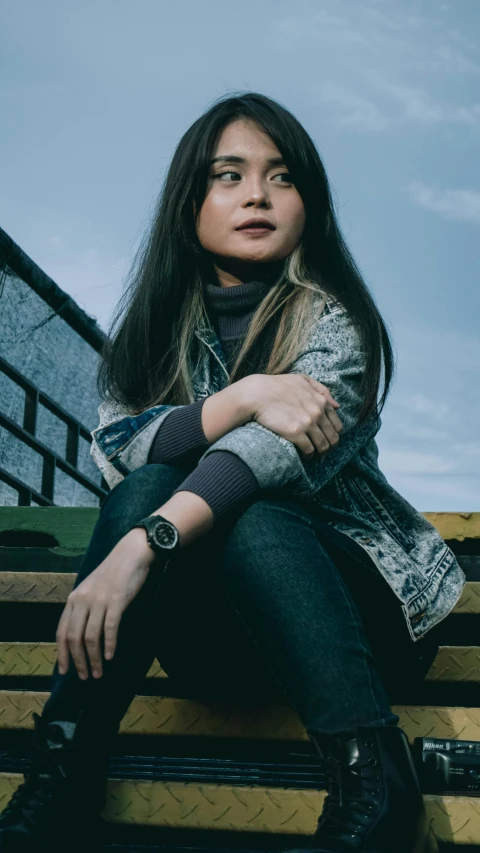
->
<box><xmin>237</xmin><ymin>227</ymin><xmax>273</xmax><ymax>235</ymax></box>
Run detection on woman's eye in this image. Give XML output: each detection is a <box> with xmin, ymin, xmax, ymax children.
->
<box><xmin>213</xmin><ymin>171</ymin><xmax>293</xmax><ymax>183</ymax></box>
<box><xmin>214</xmin><ymin>171</ymin><xmax>241</xmax><ymax>181</ymax></box>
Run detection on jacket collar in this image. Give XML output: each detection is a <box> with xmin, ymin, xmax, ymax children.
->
<box><xmin>193</xmin><ymin>288</ymin><xmax>329</xmax><ymax>381</ymax></box>
<box><xmin>194</xmin><ymin>322</ymin><xmax>230</xmax><ymax>382</ymax></box>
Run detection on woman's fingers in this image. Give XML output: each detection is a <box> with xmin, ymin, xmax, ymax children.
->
<box><xmin>84</xmin><ymin>604</ymin><xmax>108</xmax><ymax>678</ymax></box>
<box><xmin>56</xmin><ymin>600</ymin><xmax>73</xmax><ymax>675</ymax></box>
<box><xmin>56</xmin><ymin>598</ymin><xmax>122</xmax><ymax>680</ymax></box>
<box><xmin>67</xmin><ymin>601</ymin><xmax>91</xmax><ymax>679</ymax></box>
<box><xmin>291</xmin><ymin>429</ymin><xmax>317</xmax><ymax>457</ymax></box>
<box><xmin>305</xmin><ymin>376</ymin><xmax>340</xmax><ymax>409</ymax></box>
<box><xmin>103</xmin><ymin>603</ymin><xmax>123</xmax><ymax>663</ymax></box>
<box><xmin>325</xmin><ymin>406</ymin><xmax>343</xmax><ymax>433</ymax></box>
<box><xmin>306</xmin><ymin>423</ymin><xmax>330</xmax><ymax>455</ymax></box>
<box><xmin>316</xmin><ymin>413</ymin><xmax>339</xmax><ymax>447</ymax></box>
<box><xmin>53</xmin><ymin>538</ymin><xmax>151</xmax><ymax>681</ymax></box>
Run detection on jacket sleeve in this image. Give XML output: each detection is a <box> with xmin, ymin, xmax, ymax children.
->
<box><xmin>89</xmin><ymin>397</ymin><xmax>197</xmax><ymax>490</ymax></box>
<box><xmin>196</xmin><ymin>306</ymin><xmax>379</xmax><ymax>498</ymax></box>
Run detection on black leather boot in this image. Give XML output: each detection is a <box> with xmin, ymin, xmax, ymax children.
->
<box><xmin>0</xmin><ymin>710</ymin><xmax>108</xmax><ymax>852</ymax></box>
<box><xmin>285</xmin><ymin>725</ymin><xmax>438</xmax><ymax>853</ymax></box>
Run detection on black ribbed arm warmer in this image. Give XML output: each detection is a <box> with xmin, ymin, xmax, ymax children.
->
<box><xmin>171</xmin><ymin>450</ymin><xmax>259</xmax><ymax>519</ymax></box>
<box><xmin>147</xmin><ymin>398</ymin><xmax>210</xmax><ymax>468</ymax></box>
<box><xmin>147</xmin><ymin>397</ymin><xmax>260</xmax><ymax>519</ymax></box>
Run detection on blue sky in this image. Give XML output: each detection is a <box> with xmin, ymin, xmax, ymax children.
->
<box><xmin>1</xmin><ymin>0</ymin><xmax>479</xmax><ymax>511</ymax></box>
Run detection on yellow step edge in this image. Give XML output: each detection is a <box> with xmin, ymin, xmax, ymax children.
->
<box><xmin>0</xmin><ymin>773</ymin><xmax>477</xmax><ymax>844</ymax></box>
<box><xmin>1</xmin><ymin>642</ymin><xmax>479</xmax><ymax>682</ymax></box>
<box><xmin>1</xmin><ymin>691</ymin><xmax>479</xmax><ymax>742</ymax></box>
<box><xmin>0</xmin><ymin>573</ymin><xmax>478</xmax><ymax>612</ymax></box>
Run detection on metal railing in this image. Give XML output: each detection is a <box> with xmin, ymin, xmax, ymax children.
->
<box><xmin>0</xmin><ymin>355</ymin><xmax>109</xmax><ymax>506</ymax></box>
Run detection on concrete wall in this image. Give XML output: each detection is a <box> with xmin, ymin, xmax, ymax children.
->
<box><xmin>0</xmin><ymin>257</ymin><xmax>106</xmax><ymax>507</ymax></box>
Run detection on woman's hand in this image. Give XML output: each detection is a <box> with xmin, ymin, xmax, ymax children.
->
<box><xmin>56</xmin><ymin>528</ymin><xmax>156</xmax><ymax>681</ymax></box>
<box><xmin>242</xmin><ymin>373</ymin><xmax>343</xmax><ymax>459</ymax></box>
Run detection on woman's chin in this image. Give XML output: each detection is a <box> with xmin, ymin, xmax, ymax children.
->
<box><xmin>224</xmin><ymin>247</ymin><xmax>285</xmax><ymax>265</ymax></box>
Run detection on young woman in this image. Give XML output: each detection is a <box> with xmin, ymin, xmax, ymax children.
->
<box><xmin>0</xmin><ymin>92</ymin><xmax>464</xmax><ymax>853</ymax></box>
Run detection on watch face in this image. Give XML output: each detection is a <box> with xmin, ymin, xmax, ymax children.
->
<box><xmin>152</xmin><ymin>519</ymin><xmax>178</xmax><ymax>550</ymax></box>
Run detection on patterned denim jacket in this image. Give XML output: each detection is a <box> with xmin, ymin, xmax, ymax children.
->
<box><xmin>90</xmin><ymin>294</ymin><xmax>465</xmax><ymax>641</ymax></box>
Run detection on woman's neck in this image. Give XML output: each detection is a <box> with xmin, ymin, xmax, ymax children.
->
<box><xmin>204</xmin><ymin>278</ymin><xmax>271</xmax><ymax>343</ymax></box>
<box><xmin>211</xmin><ymin>258</ymin><xmax>285</xmax><ymax>288</ymax></box>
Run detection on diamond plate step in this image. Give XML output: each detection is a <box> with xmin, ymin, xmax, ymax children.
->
<box><xmin>1</xmin><ymin>507</ymin><xmax>479</xmax><ymax>846</ymax></box>
<box><xmin>1</xmin><ymin>642</ymin><xmax>479</xmax><ymax>682</ymax></box>
<box><xmin>0</xmin><ymin>773</ymin><xmax>478</xmax><ymax>844</ymax></box>
<box><xmin>1</xmin><ymin>572</ymin><xmax>478</xmax><ymax>611</ymax></box>
<box><xmin>0</xmin><ymin>690</ymin><xmax>479</xmax><ymax>742</ymax></box>
<box><xmin>427</xmin><ymin>646</ymin><xmax>480</xmax><ymax>681</ymax></box>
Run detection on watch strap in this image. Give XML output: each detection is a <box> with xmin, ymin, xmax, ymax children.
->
<box><xmin>130</xmin><ymin>514</ymin><xmax>180</xmax><ymax>554</ymax></box>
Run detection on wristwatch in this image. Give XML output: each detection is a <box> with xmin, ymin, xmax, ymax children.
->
<box><xmin>130</xmin><ymin>514</ymin><xmax>180</xmax><ymax>557</ymax></box>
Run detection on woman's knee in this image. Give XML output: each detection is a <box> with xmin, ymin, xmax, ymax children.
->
<box><xmin>221</xmin><ymin>498</ymin><xmax>312</xmax><ymax>580</ymax></box>
<box><xmin>99</xmin><ymin>463</ymin><xmax>187</xmax><ymax>532</ymax></box>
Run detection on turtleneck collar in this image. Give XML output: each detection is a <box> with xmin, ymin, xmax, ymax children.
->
<box><xmin>204</xmin><ymin>278</ymin><xmax>272</xmax><ymax>316</ymax></box>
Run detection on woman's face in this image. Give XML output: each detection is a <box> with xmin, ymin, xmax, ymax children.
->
<box><xmin>195</xmin><ymin>119</ymin><xmax>306</xmax><ymax>286</ymax></box>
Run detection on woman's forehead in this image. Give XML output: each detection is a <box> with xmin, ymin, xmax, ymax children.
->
<box><xmin>213</xmin><ymin>119</ymin><xmax>282</xmax><ymax>159</ymax></box>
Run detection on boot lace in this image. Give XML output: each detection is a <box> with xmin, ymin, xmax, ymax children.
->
<box><xmin>316</xmin><ymin>750</ymin><xmax>382</xmax><ymax>839</ymax></box>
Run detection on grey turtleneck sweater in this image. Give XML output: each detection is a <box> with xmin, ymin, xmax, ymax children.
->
<box><xmin>147</xmin><ymin>279</ymin><xmax>272</xmax><ymax>518</ymax></box>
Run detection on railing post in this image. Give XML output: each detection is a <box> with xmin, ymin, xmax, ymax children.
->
<box><xmin>23</xmin><ymin>387</ymin><xmax>38</xmax><ymax>436</ymax></box>
<box><xmin>66</xmin><ymin>422</ymin><xmax>80</xmax><ymax>468</ymax></box>
<box><xmin>41</xmin><ymin>452</ymin><xmax>56</xmax><ymax>503</ymax></box>
<box><xmin>17</xmin><ymin>485</ymin><xmax>32</xmax><ymax>507</ymax></box>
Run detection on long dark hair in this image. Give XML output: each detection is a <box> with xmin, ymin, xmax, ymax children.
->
<box><xmin>98</xmin><ymin>91</ymin><xmax>394</xmax><ymax>422</ymax></box>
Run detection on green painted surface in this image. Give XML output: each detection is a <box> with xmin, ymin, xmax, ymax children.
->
<box><xmin>0</xmin><ymin>507</ymin><xmax>99</xmax><ymax>555</ymax></box>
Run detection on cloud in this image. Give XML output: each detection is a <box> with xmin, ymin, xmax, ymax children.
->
<box><xmin>383</xmin><ymin>474</ymin><xmax>480</xmax><ymax>509</ymax></box>
<box><xmin>406</xmin><ymin>182</ymin><xmax>480</xmax><ymax>225</ymax></box>
<box><xmin>378</xmin><ymin>323</ymin><xmax>480</xmax><ymax>511</ymax></box>
<box><xmin>368</xmin><ymin>77</ymin><xmax>480</xmax><ymax>127</ymax></box>
<box><xmin>274</xmin><ymin>0</ymin><xmax>480</xmax><ymax>132</ymax></box>
<box><xmin>378</xmin><ymin>449</ymin><xmax>454</xmax><ymax>475</ymax></box>
<box><xmin>317</xmin><ymin>83</ymin><xmax>391</xmax><ymax>132</ymax></box>
<box><xmin>452</xmin><ymin>442</ymin><xmax>480</xmax><ymax>458</ymax></box>
<box><xmin>393</xmin><ymin>423</ymin><xmax>448</xmax><ymax>441</ymax></box>
<box><xmin>399</xmin><ymin>393</ymin><xmax>448</xmax><ymax>421</ymax></box>
<box><xmin>318</xmin><ymin>79</ymin><xmax>480</xmax><ymax>132</ymax></box>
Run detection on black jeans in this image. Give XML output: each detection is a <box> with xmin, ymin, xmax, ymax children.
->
<box><xmin>42</xmin><ymin>463</ymin><xmax>438</xmax><ymax>740</ymax></box>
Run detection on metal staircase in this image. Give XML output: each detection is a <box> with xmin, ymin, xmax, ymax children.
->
<box><xmin>0</xmin><ymin>507</ymin><xmax>479</xmax><ymax>850</ymax></box>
